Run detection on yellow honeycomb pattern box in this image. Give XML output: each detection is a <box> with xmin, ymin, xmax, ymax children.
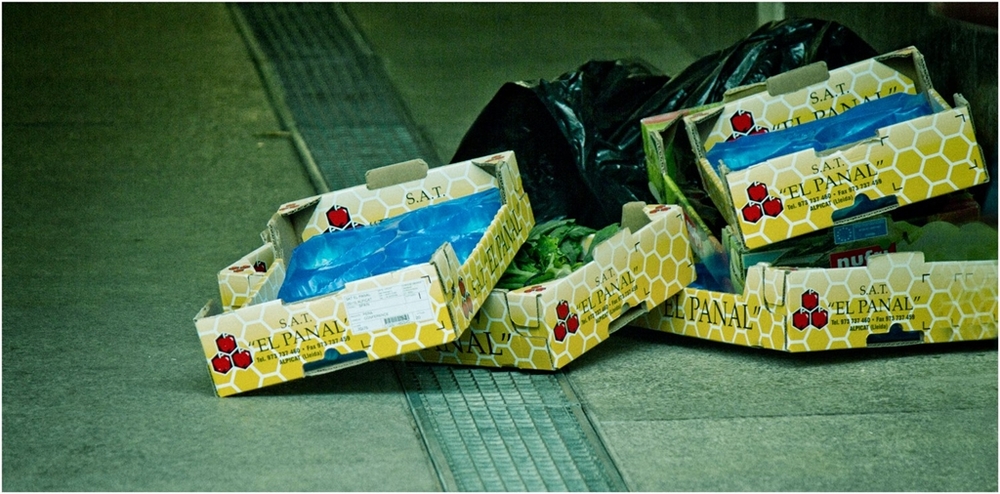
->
<box><xmin>635</xmin><ymin>252</ymin><xmax>998</xmax><ymax>352</ymax></box>
<box><xmin>194</xmin><ymin>151</ymin><xmax>534</xmax><ymax>396</ymax></box>
<box><xmin>217</xmin><ymin>243</ymin><xmax>276</xmax><ymax>311</ymax></box>
<box><xmin>684</xmin><ymin>46</ymin><xmax>989</xmax><ymax>250</ymax></box>
<box><xmin>403</xmin><ymin>203</ymin><xmax>695</xmax><ymax>370</ymax></box>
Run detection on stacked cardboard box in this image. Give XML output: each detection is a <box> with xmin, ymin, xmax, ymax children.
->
<box><xmin>636</xmin><ymin>46</ymin><xmax>998</xmax><ymax>351</ymax></box>
<box><xmin>194</xmin><ymin>48</ymin><xmax>998</xmax><ymax>398</ymax></box>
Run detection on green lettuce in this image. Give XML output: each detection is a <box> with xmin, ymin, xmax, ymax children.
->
<box><xmin>496</xmin><ymin>218</ymin><xmax>620</xmax><ymax>290</ymax></box>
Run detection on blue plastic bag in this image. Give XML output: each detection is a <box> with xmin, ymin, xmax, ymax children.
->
<box><xmin>706</xmin><ymin>92</ymin><xmax>934</xmax><ymax>172</ymax></box>
<box><xmin>278</xmin><ymin>188</ymin><xmax>502</xmax><ymax>303</ymax></box>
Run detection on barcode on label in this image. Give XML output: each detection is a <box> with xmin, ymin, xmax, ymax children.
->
<box><xmin>384</xmin><ymin>314</ymin><xmax>411</xmax><ymax>326</ymax></box>
<box><xmin>344</xmin><ymin>278</ymin><xmax>437</xmax><ymax>334</ymax></box>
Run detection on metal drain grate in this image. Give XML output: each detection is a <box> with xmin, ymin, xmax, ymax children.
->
<box><xmin>234</xmin><ymin>2</ymin><xmax>440</xmax><ymax>192</ymax></box>
<box><xmin>233</xmin><ymin>4</ymin><xmax>627</xmax><ymax>491</ymax></box>
<box><xmin>397</xmin><ymin>364</ymin><xmax>627</xmax><ymax>492</ymax></box>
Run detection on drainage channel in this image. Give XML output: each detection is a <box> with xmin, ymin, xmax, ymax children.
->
<box><xmin>232</xmin><ymin>4</ymin><xmax>627</xmax><ymax>491</ymax></box>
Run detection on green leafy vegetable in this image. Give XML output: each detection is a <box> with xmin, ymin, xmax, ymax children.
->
<box><xmin>496</xmin><ymin>218</ymin><xmax>620</xmax><ymax>290</ymax></box>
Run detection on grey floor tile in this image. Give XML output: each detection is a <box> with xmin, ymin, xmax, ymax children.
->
<box><xmin>600</xmin><ymin>408</ymin><xmax>998</xmax><ymax>491</ymax></box>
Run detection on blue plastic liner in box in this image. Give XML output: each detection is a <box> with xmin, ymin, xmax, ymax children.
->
<box><xmin>278</xmin><ymin>188</ymin><xmax>502</xmax><ymax>303</ymax></box>
<box><xmin>705</xmin><ymin>92</ymin><xmax>934</xmax><ymax>173</ymax></box>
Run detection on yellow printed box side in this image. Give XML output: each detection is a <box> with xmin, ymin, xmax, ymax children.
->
<box><xmin>196</xmin><ymin>257</ymin><xmax>456</xmax><ymax>397</ymax></box>
<box><xmin>450</xmin><ymin>154</ymin><xmax>535</xmax><ymax>333</ymax></box>
<box><xmin>218</xmin><ymin>243</ymin><xmax>276</xmax><ymax>310</ymax></box>
<box><xmin>637</xmin><ymin>252</ymin><xmax>998</xmax><ymax>352</ymax></box>
<box><xmin>634</xmin><ymin>264</ymin><xmax>784</xmax><ymax>350</ymax></box>
<box><xmin>774</xmin><ymin>252</ymin><xmax>998</xmax><ymax>352</ymax></box>
<box><xmin>719</xmin><ymin>91</ymin><xmax>987</xmax><ymax>249</ymax></box>
<box><xmin>399</xmin><ymin>290</ymin><xmax>557</xmax><ymax>370</ymax></box>
<box><xmin>406</xmin><ymin>203</ymin><xmax>694</xmax><ymax>370</ymax></box>
<box><xmin>195</xmin><ymin>151</ymin><xmax>531</xmax><ymax>396</ymax></box>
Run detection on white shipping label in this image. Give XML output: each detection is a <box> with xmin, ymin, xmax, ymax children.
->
<box><xmin>343</xmin><ymin>279</ymin><xmax>437</xmax><ymax>334</ymax></box>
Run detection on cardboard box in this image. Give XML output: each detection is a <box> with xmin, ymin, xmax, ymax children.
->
<box><xmin>642</xmin><ymin>104</ymin><xmax>721</xmax><ymax>207</ymax></box>
<box><xmin>194</xmin><ymin>151</ymin><xmax>534</xmax><ymax>396</ymax></box>
<box><xmin>641</xmin><ymin>104</ymin><xmax>733</xmax><ymax>292</ymax></box>
<box><xmin>403</xmin><ymin>203</ymin><xmax>695</xmax><ymax>370</ymax></box>
<box><xmin>684</xmin><ymin>46</ymin><xmax>990</xmax><ymax>250</ymax></box>
<box><xmin>635</xmin><ymin>252</ymin><xmax>998</xmax><ymax>352</ymax></box>
<box><xmin>723</xmin><ymin>190</ymin><xmax>985</xmax><ymax>293</ymax></box>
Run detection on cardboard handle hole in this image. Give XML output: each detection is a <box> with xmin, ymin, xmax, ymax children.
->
<box><xmin>609</xmin><ymin>302</ymin><xmax>649</xmax><ymax>335</ymax></box>
<box><xmin>831</xmin><ymin>194</ymin><xmax>899</xmax><ymax>223</ymax></box>
<box><xmin>303</xmin><ymin>349</ymin><xmax>369</xmax><ymax>376</ymax></box>
<box><xmin>866</xmin><ymin>323</ymin><xmax>923</xmax><ymax>347</ymax></box>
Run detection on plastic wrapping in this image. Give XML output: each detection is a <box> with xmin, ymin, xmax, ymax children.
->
<box><xmin>278</xmin><ymin>188</ymin><xmax>501</xmax><ymax>303</ymax></box>
<box><xmin>453</xmin><ymin>18</ymin><xmax>877</xmax><ymax>230</ymax></box>
<box><xmin>706</xmin><ymin>92</ymin><xmax>934</xmax><ymax>172</ymax></box>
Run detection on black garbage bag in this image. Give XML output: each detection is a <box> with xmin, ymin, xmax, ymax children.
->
<box><xmin>452</xmin><ymin>18</ymin><xmax>877</xmax><ymax>230</ymax></box>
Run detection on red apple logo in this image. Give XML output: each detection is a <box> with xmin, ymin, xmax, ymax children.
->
<box><xmin>791</xmin><ymin>290</ymin><xmax>828</xmax><ymax>331</ymax></box>
<box><xmin>554</xmin><ymin>322</ymin><xmax>568</xmax><ymax>342</ymax></box>
<box><xmin>567</xmin><ymin>314</ymin><xmax>579</xmax><ymax>333</ymax></box>
<box><xmin>326</xmin><ymin>206</ymin><xmax>351</xmax><ymax>229</ymax></box>
<box><xmin>211</xmin><ymin>354</ymin><xmax>233</xmax><ymax>374</ymax></box>
<box><xmin>762</xmin><ymin>197</ymin><xmax>783</xmax><ymax>217</ymax></box>
<box><xmin>210</xmin><ymin>334</ymin><xmax>253</xmax><ymax>373</ymax></box>
<box><xmin>731</xmin><ymin>110</ymin><xmax>754</xmax><ymax>134</ymax></box>
<box><xmin>556</xmin><ymin>301</ymin><xmax>570</xmax><ymax>321</ymax></box>
<box><xmin>457</xmin><ymin>277</ymin><xmax>474</xmax><ymax>318</ymax></box>
<box><xmin>801</xmin><ymin>290</ymin><xmax>819</xmax><ymax>310</ymax></box>
<box><xmin>746</xmin><ymin>182</ymin><xmax>769</xmax><ymax>202</ymax></box>
<box><xmin>231</xmin><ymin>349</ymin><xmax>253</xmax><ymax>369</ymax></box>
<box><xmin>742</xmin><ymin>204</ymin><xmax>763</xmax><ymax>223</ymax></box>
<box><xmin>216</xmin><ymin>334</ymin><xmax>237</xmax><ymax>354</ymax></box>
<box><xmin>727</xmin><ymin>110</ymin><xmax>769</xmax><ymax>141</ymax></box>
<box><xmin>741</xmin><ymin>182</ymin><xmax>783</xmax><ymax>223</ymax></box>
<box><xmin>552</xmin><ymin>300</ymin><xmax>581</xmax><ymax>342</ymax></box>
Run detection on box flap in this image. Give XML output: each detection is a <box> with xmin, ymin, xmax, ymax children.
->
<box><xmin>766</xmin><ymin>61</ymin><xmax>829</xmax><ymax>96</ymax></box>
<box><xmin>365</xmin><ymin>158</ymin><xmax>429</xmax><ymax>190</ymax></box>
<box><xmin>470</xmin><ymin>151</ymin><xmax>522</xmax><ymax>207</ymax></box>
<box><xmin>266</xmin><ymin>212</ymin><xmax>299</xmax><ymax>268</ymax></box>
<box><xmin>247</xmin><ymin>259</ymin><xmax>286</xmax><ymax>307</ymax></box>
<box><xmin>621</xmin><ymin>201</ymin><xmax>650</xmax><ymax>233</ymax></box>
<box><xmin>276</xmin><ymin>195</ymin><xmax>322</xmax><ymax>217</ymax></box>
<box><xmin>720</xmin><ymin>59</ymin><xmax>838</xmax><ymax>102</ymax></box>
<box><xmin>875</xmin><ymin>46</ymin><xmax>932</xmax><ymax>92</ymax></box>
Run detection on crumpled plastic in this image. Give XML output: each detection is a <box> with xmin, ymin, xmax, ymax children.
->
<box><xmin>452</xmin><ymin>18</ymin><xmax>877</xmax><ymax>230</ymax></box>
<box><xmin>278</xmin><ymin>188</ymin><xmax>501</xmax><ymax>303</ymax></box>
